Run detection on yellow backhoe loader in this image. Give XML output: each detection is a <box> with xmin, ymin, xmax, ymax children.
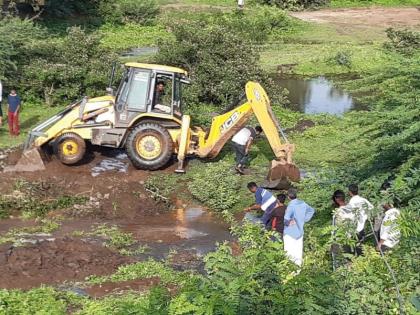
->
<box><xmin>12</xmin><ymin>63</ymin><xmax>300</xmax><ymax>185</ymax></box>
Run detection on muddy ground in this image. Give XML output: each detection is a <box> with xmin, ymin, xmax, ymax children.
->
<box><xmin>0</xmin><ymin>147</ymin><xmax>231</xmax><ymax>292</ymax></box>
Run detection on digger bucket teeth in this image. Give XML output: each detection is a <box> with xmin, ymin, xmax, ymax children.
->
<box><xmin>262</xmin><ymin>160</ymin><xmax>301</xmax><ymax>189</ymax></box>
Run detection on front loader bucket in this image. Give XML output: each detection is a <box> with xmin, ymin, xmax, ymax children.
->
<box><xmin>3</xmin><ymin>148</ymin><xmax>46</xmax><ymax>173</ymax></box>
<box><xmin>261</xmin><ymin>159</ymin><xmax>301</xmax><ymax>189</ymax></box>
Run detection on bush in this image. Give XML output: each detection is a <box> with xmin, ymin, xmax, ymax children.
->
<box><xmin>156</xmin><ymin>16</ymin><xmax>284</xmax><ymax>110</ymax></box>
<box><xmin>251</xmin><ymin>0</ymin><xmax>330</xmax><ymax>10</ymax></box>
<box><xmin>0</xmin><ymin>17</ymin><xmax>45</xmax><ymax>87</ymax></box>
<box><xmin>99</xmin><ymin>0</ymin><xmax>159</xmax><ymax>25</ymax></box>
<box><xmin>327</xmin><ymin>50</ymin><xmax>352</xmax><ymax>68</ymax></box>
<box><xmin>384</xmin><ymin>28</ymin><xmax>420</xmax><ymax>55</ymax></box>
<box><xmin>187</xmin><ymin>161</ymin><xmax>242</xmax><ymax>212</ymax></box>
<box><xmin>22</xmin><ymin>27</ymin><xmax>117</xmax><ymax>105</ymax></box>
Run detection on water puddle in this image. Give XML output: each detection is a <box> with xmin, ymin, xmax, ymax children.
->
<box><xmin>91</xmin><ymin>149</ymin><xmax>129</xmax><ymax>177</ymax></box>
<box><xmin>120</xmin><ymin>207</ymin><xmax>231</xmax><ymax>260</ymax></box>
<box><xmin>274</xmin><ymin>75</ymin><xmax>364</xmax><ymax>115</ymax></box>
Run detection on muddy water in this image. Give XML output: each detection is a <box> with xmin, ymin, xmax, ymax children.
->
<box><xmin>275</xmin><ymin>76</ymin><xmax>364</xmax><ymax>115</ymax></box>
<box><xmin>120</xmin><ymin>207</ymin><xmax>231</xmax><ymax>261</ymax></box>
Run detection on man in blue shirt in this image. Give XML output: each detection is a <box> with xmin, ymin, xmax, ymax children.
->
<box><xmin>244</xmin><ymin>182</ymin><xmax>278</xmax><ymax>228</ymax></box>
<box><xmin>7</xmin><ymin>89</ymin><xmax>21</xmax><ymax>136</ymax></box>
<box><xmin>283</xmin><ymin>188</ymin><xmax>315</xmax><ymax>266</ymax></box>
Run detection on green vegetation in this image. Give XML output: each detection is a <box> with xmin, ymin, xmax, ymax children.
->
<box><xmin>0</xmin><ymin>0</ymin><xmax>419</xmax><ymax>314</ymax></box>
<box><xmin>73</xmin><ymin>224</ymin><xmax>139</xmax><ymax>254</ymax></box>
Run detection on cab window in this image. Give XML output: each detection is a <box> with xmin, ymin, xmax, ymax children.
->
<box><xmin>125</xmin><ymin>69</ymin><xmax>150</xmax><ymax>111</ymax></box>
<box><xmin>152</xmin><ymin>74</ymin><xmax>173</xmax><ymax>114</ymax></box>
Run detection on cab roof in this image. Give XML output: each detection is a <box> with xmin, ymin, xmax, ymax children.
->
<box><xmin>125</xmin><ymin>63</ymin><xmax>188</xmax><ymax>76</ymax></box>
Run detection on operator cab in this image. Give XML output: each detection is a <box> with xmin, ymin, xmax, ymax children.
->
<box><xmin>114</xmin><ymin>63</ymin><xmax>189</xmax><ymax>126</ymax></box>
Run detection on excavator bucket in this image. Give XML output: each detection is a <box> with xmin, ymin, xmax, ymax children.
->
<box><xmin>262</xmin><ymin>159</ymin><xmax>301</xmax><ymax>189</ymax></box>
<box><xmin>3</xmin><ymin>147</ymin><xmax>46</xmax><ymax>173</ymax></box>
<box><xmin>244</xmin><ymin>82</ymin><xmax>301</xmax><ymax>189</ymax></box>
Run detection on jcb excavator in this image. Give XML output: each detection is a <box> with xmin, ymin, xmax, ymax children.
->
<box><xmin>12</xmin><ymin>63</ymin><xmax>300</xmax><ymax>185</ymax></box>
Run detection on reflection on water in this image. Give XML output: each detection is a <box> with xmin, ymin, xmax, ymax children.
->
<box><xmin>276</xmin><ymin>76</ymin><xmax>361</xmax><ymax>115</ymax></box>
<box><xmin>120</xmin><ymin>206</ymin><xmax>231</xmax><ymax>258</ymax></box>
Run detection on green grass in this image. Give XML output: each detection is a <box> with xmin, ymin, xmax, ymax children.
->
<box><xmin>0</xmin><ymin>103</ymin><xmax>65</xmax><ymax>149</ymax></box>
<box><xmin>261</xmin><ymin>41</ymin><xmax>392</xmax><ymax>75</ymax></box>
<box><xmin>99</xmin><ymin>23</ymin><xmax>173</xmax><ymax>51</ymax></box>
<box><xmin>331</xmin><ymin>0</ymin><xmax>420</xmax><ymax>7</ymax></box>
<box><xmin>260</xmin><ymin>18</ymin><xmax>396</xmax><ymax>75</ymax></box>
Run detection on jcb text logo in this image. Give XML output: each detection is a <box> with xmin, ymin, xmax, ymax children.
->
<box><xmin>220</xmin><ymin>112</ymin><xmax>239</xmax><ymax>133</ymax></box>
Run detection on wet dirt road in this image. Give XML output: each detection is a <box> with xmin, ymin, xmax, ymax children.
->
<box><xmin>0</xmin><ymin>148</ymin><xmax>231</xmax><ymax>290</ymax></box>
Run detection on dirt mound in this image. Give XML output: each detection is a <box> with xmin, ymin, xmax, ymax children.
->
<box><xmin>0</xmin><ymin>237</ymin><xmax>132</xmax><ymax>289</ymax></box>
<box><xmin>85</xmin><ymin>277</ymin><xmax>161</xmax><ymax>298</ymax></box>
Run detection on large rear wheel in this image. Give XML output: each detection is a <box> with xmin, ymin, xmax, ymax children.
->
<box><xmin>125</xmin><ymin>123</ymin><xmax>174</xmax><ymax>170</ymax></box>
<box><xmin>54</xmin><ymin>133</ymin><xmax>86</xmax><ymax>165</ymax></box>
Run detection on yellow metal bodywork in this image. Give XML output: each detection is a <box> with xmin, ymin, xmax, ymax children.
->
<box><xmin>33</xmin><ymin>95</ymin><xmax>182</xmax><ymax>149</ymax></box>
<box><xmin>191</xmin><ymin>82</ymin><xmax>292</xmax><ymax>162</ymax></box>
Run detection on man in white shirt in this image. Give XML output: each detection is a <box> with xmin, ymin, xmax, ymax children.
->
<box><xmin>332</xmin><ymin>190</ymin><xmax>357</xmax><ymax>255</ymax></box>
<box><xmin>348</xmin><ymin>184</ymin><xmax>373</xmax><ymax>242</ymax></box>
<box><xmin>377</xmin><ymin>203</ymin><xmax>400</xmax><ymax>252</ymax></box>
<box><xmin>231</xmin><ymin>126</ymin><xmax>262</xmax><ymax>174</ymax></box>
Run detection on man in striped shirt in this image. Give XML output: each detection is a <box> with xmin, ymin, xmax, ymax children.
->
<box><xmin>244</xmin><ymin>182</ymin><xmax>278</xmax><ymax>228</ymax></box>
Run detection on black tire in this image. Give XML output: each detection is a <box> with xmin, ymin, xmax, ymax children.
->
<box><xmin>54</xmin><ymin>133</ymin><xmax>86</xmax><ymax>165</ymax></box>
<box><xmin>125</xmin><ymin>123</ymin><xmax>174</xmax><ymax>170</ymax></box>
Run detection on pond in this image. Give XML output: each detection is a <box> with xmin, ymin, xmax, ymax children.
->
<box><xmin>275</xmin><ymin>75</ymin><xmax>364</xmax><ymax>115</ymax></box>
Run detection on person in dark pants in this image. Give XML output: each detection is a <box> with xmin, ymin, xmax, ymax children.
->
<box><xmin>7</xmin><ymin>89</ymin><xmax>21</xmax><ymax>136</ymax></box>
<box><xmin>268</xmin><ymin>193</ymin><xmax>287</xmax><ymax>237</ymax></box>
<box><xmin>231</xmin><ymin>126</ymin><xmax>262</xmax><ymax>174</ymax></box>
<box><xmin>348</xmin><ymin>183</ymin><xmax>373</xmax><ymax>255</ymax></box>
<box><xmin>244</xmin><ymin>182</ymin><xmax>277</xmax><ymax>228</ymax></box>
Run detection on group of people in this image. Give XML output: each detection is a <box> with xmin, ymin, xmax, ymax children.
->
<box><xmin>332</xmin><ymin>184</ymin><xmax>400</xmax><ymax>254</ymax></box>
<box><xmin>243</xmin><ymin>181</ymin><xmax>401</xmax><ymax>267</ymax></box>
<box><xmin>245</xmin><ymin>183</ymin><xmax>314</xmax><ymax>267</ymax></box>
<box><xmin>232</xmin><ymin>125</ymin><xmax>401</xmax><ymax>266</ymax></box>
<box><xmin>0</xmin><ymin>81</ymin><xmax>22</xmax><ymax>136</ymax></box>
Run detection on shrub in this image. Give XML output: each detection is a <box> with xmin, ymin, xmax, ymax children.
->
<box><xmin>22</xmin><ymin>27</ymin><xmax>117</xmax><ymax>105</ymax></box>
<box><xmin>251</xmin><ymin>0</ymin><xmax>330</xmax><ymax>10</ymax></box>
<box><xmin>0</xmin><ymin>17</ymin><xmax>45</xmax><ymax>87</ymax></box>
<box><xmin>327</xmin><ymin>50</ymin><xmax>352</xmax><ymax>68</ymax></box>
<box><xmin>187</xmin><ymin>160</ymin><xmax>242</xmax><ymax>212</ymax></box>
<box><xmin>384</xmin><ymin>28</ymin><xmax>420</xmax><ymax>55</ymax></box>
<box><xmin>99</xmin><ymin>0</ymin><xmax>159</xmax><ymax>25</ymax></box>
<box><xmin>156</xmin><ymin>16</ymin><xmax>284</xmax><ymax>110</ymax></box>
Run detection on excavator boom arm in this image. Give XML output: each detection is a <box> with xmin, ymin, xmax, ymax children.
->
<box><xmin>189</xmin><ymin>81</ymin><xmax>299</xmax><ymax>184</ymax></box>
<box><xmin>198</xmin><ymin>82</ymin><xmax>292</xmax><ymax>162</ymax></box>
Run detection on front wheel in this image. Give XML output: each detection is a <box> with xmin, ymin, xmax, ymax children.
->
<box><xmin>125</xmin><ymin>123</ymin><xmax>174</xmax><ymax>170</ymax></box>
<box><xmin>54</xmin><ymin>133</ymin><xmax>86</xmax><ymax>165</ymax></box>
